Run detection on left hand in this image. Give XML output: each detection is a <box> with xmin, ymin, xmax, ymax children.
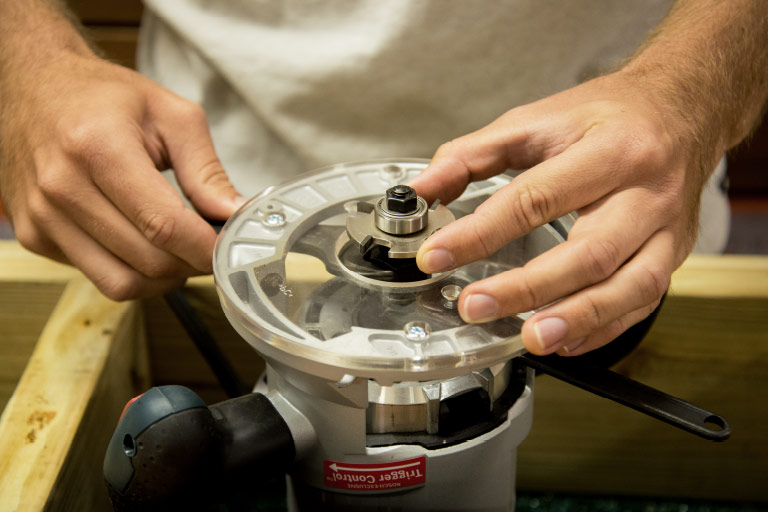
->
<box><xmin>409</xmin><ymin>70</ymin><xmax>720</xmax><ymax>357</ymax></box>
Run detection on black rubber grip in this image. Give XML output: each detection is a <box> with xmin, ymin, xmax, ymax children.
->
<box><xmin>104</xmin><ymin>386</ymin><xmax>295</xmax><ymax>510</ymax></box>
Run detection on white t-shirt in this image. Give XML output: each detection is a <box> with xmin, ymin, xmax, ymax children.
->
<box><xmin>137</xmin><ymin>0</ymin><xmax>729</xmax><ymax>252</ymax></box>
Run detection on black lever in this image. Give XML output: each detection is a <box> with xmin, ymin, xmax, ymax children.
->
<box><xmin>519</xmin><ymin>353</ymin><xmax>731</xmax><ymax>441</ymax></box>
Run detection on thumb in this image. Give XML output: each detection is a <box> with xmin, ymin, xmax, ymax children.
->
<box><xmin>160</xmin><ymin>103</ymin><xmax>245</xmax><ymax>220</ymax></box>
<box><xmin>176</xmin><ymin>154</ymin><xmax>245</xmax><ymax>220</ymax></box>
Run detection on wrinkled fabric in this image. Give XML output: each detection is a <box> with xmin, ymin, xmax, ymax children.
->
<box><xmin>139</xmin><ymin>0</ymin><xmax>729</xmax><ymax>252</ymax></box>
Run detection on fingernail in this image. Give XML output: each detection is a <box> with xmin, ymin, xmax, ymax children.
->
<box><xmin>462</xmin><ymin>293</ymin><xmax>499</xmax><ymax>323</ymax></box>
<box><xmin>561</xmin><ymin>337</ymin><xmax>585</xmax><ymax>354</ymax></box>
<box><xmin>232</xmin><ymin>195</ymin><xmax>247</xmax><ymax>209</ymax></box>
<box><xmin>421</xmin><ymin>248</ymin><xmax>454</xmax><ymax>272</ymax></box>
<box><xmin>533</xmin><ymin>317</ymin><xmax>568</xmax><ymax>351</ymax></box>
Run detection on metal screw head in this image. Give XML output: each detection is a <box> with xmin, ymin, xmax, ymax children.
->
<box><xmin>441</xmin><ymin>285</ymin><xmax>461</xmax><ymax>302</ymax></box>
<box><xmin>404</xmin><ymin>321</ymin><xmax>431</xmax><ymax>342</ymax></box>
<box><xmin>385</xmin><ymin>185</ymin><xmax>418</xmax><ymax>214</ymax></box>
<box><xmin>441</xmin><ymin>285</ymin><xmax>462</xmax><ymax>309</ymax></box>
<box><xmin>379</xmin><ymin>164</ymin><xmax>405</xmax><ymax>182</ymax></box>
<box><xmin>263</xmin><ymin>212</ymin><xmax>286</xmax><ymax>227</ymax></box>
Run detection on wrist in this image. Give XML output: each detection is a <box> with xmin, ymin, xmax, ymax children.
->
<box><xmin>614</xmin><ymin>60</ymin><xmax>728</xmax><ymax>180</ymax></box>
<box><xmin>619</xmin><ymin>0</ymin><xmax>768</xmax><ymax>155</ymax></box>
<box><xmin>0</xmin><ymin>2</ymin><xmax>96</xmax><ymax>88</ymax></box>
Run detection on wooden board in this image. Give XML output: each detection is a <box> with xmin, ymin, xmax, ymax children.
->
<box><xmin>518</xmin><ymin>254</ymin><xmax>768</xmax><ymax>501</ymax></box>
<box><xmin>0</xmin><ymin>276</ymin><xmax>149</xmax><ymax>511</ymax></box>
<box><xmin>0</xmin><ymin>242</ymin><xmax>78</xmax><ymax>413</ymax></box>
<box><xmin>1</xmin><ymin>239</ymin><xmax>766</xmax><ymax>505</ymax></box>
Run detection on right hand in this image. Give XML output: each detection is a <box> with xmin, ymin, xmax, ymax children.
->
<box><xmin>0</xmin><ymin>52</ymin><xmax>244</xmax><ymax>300</ymax></box>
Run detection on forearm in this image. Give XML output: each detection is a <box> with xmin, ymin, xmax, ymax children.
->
<box><xmin>624</xmin><ymin>0</ymin><xmax>768</xmax><ymax>157</ymax></box>
<box><xmin>0</xmin><ymin>1</ymin><xmax>97</xmax><ymax>179</ymax></box>
<box><xmin>0</xmin><ymin>1</ymin><xmax>95</xmax><ymax>87</ymax></box>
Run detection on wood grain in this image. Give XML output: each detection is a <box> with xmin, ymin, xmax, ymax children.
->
<box><xmin>0</xmin><ymin>277</ymin><xmax>148</xmax><ymax>511</ymax></box>
<box><xmin>0</xmin><ymin>241</ymin><xmax>78</xmax><ymax>283</ymax></box>
<box><xmin>518</xmin><ymin>256</ymin><xmax>768</xmax><ymax>501</ymax></box>
<box><xmin>1</xmin><ymin>238</ymin><xmax>766</xmax><ymax>504</ymax></box>
<box><xmin>0</xmin><ymin>242</ymin><xmax>78</xmax><ymax>413</ymax></box>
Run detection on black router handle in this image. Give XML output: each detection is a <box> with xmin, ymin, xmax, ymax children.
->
<box><xmin>104</xmin><ymin>386</ymin><xmax>295</xmax><ymax>510</ymax></box>
<box><xmin>519</xmin><ymin>354</ymin><xmax>731</xmax><ymax>441</ymax></box>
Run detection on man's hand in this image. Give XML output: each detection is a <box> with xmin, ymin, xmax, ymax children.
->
<box><xmin>411</xmin><ymin>73</ymin><xmax>701</xmax><ymax>356</ymax></box>
<box><xmin>410</xmin><ymin>0</ymin><xmax>768</xmax><ymax>357</ymax></box>
<box><xmin>0</xmin><ymin>3</ymin><xmax>243</xmax><ymax>300</ymax></box>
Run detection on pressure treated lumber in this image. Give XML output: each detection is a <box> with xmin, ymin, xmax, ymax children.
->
<box><xmin>0</xmin><ymin>241</ymin><xmax>78</xmax><ymax>413</ymax></box>
<box><xmin>0</xmin><ymin>276</ymin><xmax>148</xmax><ymax>511</ymax></box>
<box><xmin>0</xmin><ymin>240</ymin><xmax>78</xmax><ymax>283</ymax></box>
<box><xmin>1</xmin><ymin>239</ymin><xmax>766</xmax><ymax>504</ymax></box>
<box><xmin>518</xmin><ymin>254</ymin><xmax>768</xmax><ymax>501</ymax></box>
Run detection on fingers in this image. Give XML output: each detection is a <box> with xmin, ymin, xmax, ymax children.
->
<box><xmin>22</xmin><ymin>188</ymin><xmax>184</xmax><ymax>300</ymax></box>
<box><xmin>517</xmin><ymin>229</ymin><xmax>674</xmax><ymax>355</ymax></box>
<box><xmin>35</xmin><ymin>159</ymin><xmax>201</xmax><ymax>280</ymax></box>
<box><xmin>408</xmin><ymin>103</ymin><xmax>589</xmax><ymax>205</ymax></box>
<box><xmin>2</xmin><ymin>57</ymin><xmax>239</xmax><ymax>300</ymax></box>
<box><xmin>83</xmin><ymin>140</ymin><xmax>221</xmax><ymax>273</ymax></box>
<box><xmin>153</xmin><ymin>101</ymin><xmax>245</xmax><ymax>220</ymax></box>
<box><xmin>453</xmin><ymin>188</ymin><xmax>666</xmax><ymax>318</ymax></box>
<box><xmin>554</xmin><ymin>304</ymin><xmax>661</xmax><ymax>357</ymax></box>
<box><xmin>11</xmin><ymin>206</ymin><xmax>71</xmax><ymax>266</ymax></box>
<box><xmin>58</xmin><ymin>223</ymin><xmax>187</xmax><ymax>301</ymax></box>
<box><xmin>417</xmin><ymin>134</ymin><xmax>628</xmax><ymax>274</ymax></box>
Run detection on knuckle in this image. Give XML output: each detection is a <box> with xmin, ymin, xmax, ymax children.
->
<box><xmin>611</xmin><ymin>315</ymin><xmax>633</xmax><ymax>339</ymax></box>
<box><xmin>515</xmin><ymin>270</ymin><xmax>541</xmax><ymax>311</ymax></box>
<box><xmin>93</xmin><ymin>273</ymin><xmax>142</xmax><ymax>302</ymax></box>
<box><xmin>510</xmin><ymin>182</ymin><xmax>553</xmax><ymax>230</ymax></box>
<box><xmin>617</xmin><ymin>306</ymin><xmax>653</xmax><ymax>336</ymax></box>
<box><xmin>433</xmin><ymin>138</ymin><xmax>473</xmax><ymax>165</ymax></box>
<box><xmin>185</xmin><ymin>160</ymin><xmax>231</xmax><ymax>206</ymax></box>
<box><xmin>56</xmin><ymin>117</ymin><xmax>109</xmax><ymax>159</ymax></box>
<box><xmin>174</xmin><ymin>100</ymin><xmax>208</xmax><ymax>126</ymax></box>
<box><xmin>24</xmin><ymin>190</ymin><xmax>54</xmax><ymax>228</ymax></box>
<box><xmin>14</xmin><ymin>220</ymin><xmax>48</xmax><ymax>256</ymax></box>
<box><xmin>198</xmin><ymin>160</ymin><xmax>228</xmax><ymax>187</ymax></box>
<box><xmin>467</xmin><ymin>214</ymin><xmax>500</xmax><ymax>259</ymax></box>
<box><xmin>582</xmin><ymin>238</ymin><xmax>623</xmax><ymax>281</ymax></box>
<box><xmin>616</xmin><ymin>125</ymin><xmax>671</xmax><ymax>174</ymax></box>
<box><xmin>137</xmin><ymin>257</ymin><xmax>180</xmax><ymax>279</ymax></box>
<box><xmin>137</xmin><ymin>210</ymin><xmax>178</xmax><ymax>247</ymax></box>
<box><xmin>581</xmin><ymin>292</ymin><xmax>604</xmax><ymax>331</ymax></box>
<box><xmin>643</xmin><ymin>301</ymin><xmax>659</xmax><ymax>319</ymax></box>
<box><xmin>434</xmin><ymin>140</ymin><xmax>458</xmax><ymax>158</ymax></box>
<box><xmin>36</xmin><ymin>166</ymin><xmax>72</xmax><ymax>203</ymax></box>
<box><xmin>631</xmin><ymin>264</ymin><xmax>669</xmax><ymax>304</ymax></box>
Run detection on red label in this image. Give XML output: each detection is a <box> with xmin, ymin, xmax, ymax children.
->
<box><xmin>324</xmin><ymin>456</ymin><xmax>426</xmax><ymax>492</ymax></box>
